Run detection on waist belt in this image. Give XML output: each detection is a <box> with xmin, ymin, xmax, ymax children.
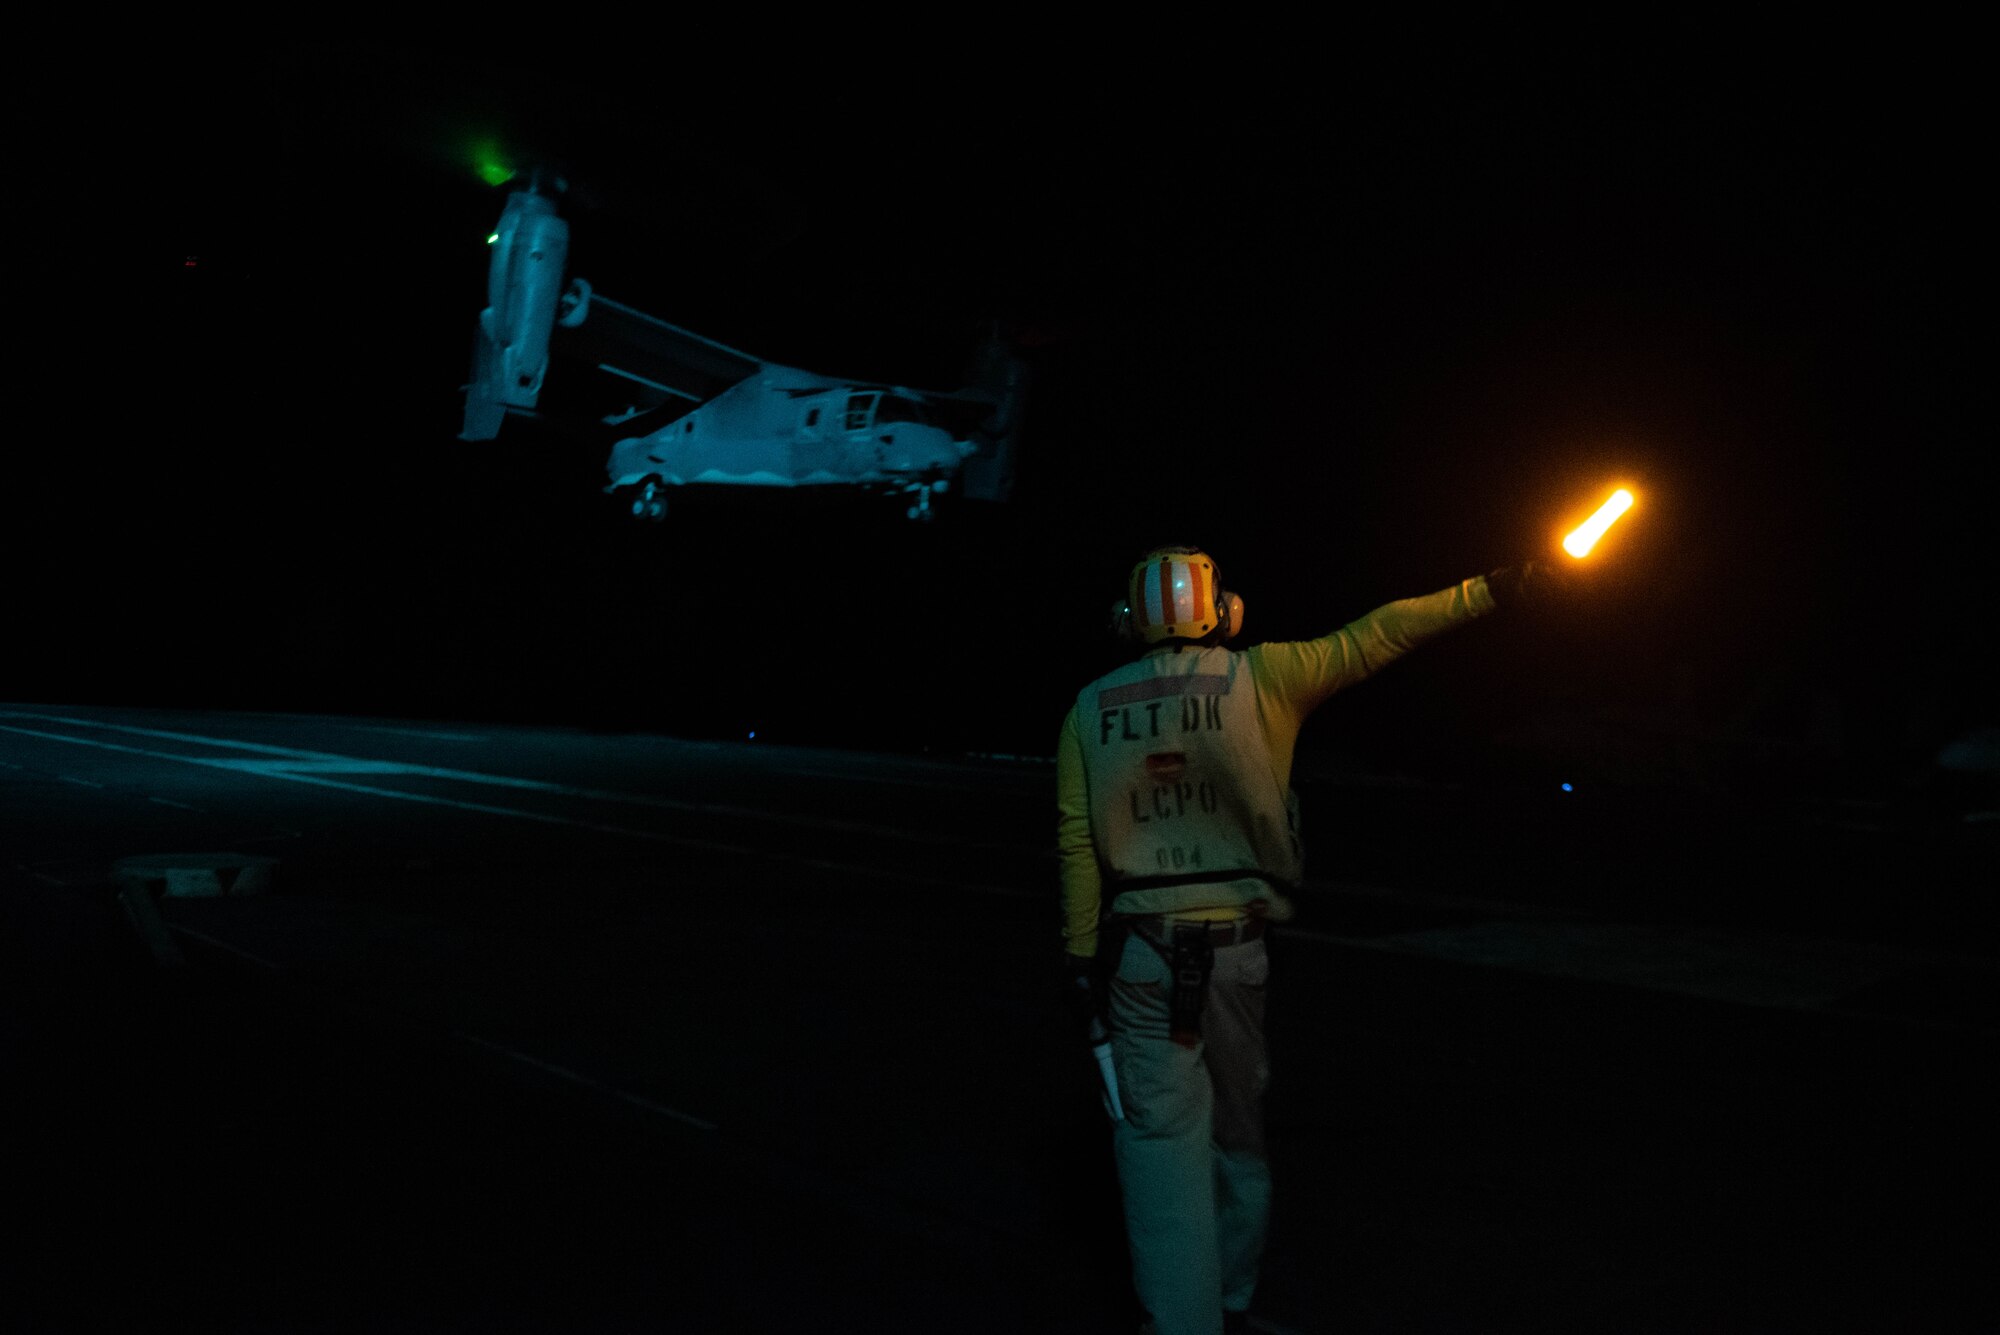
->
<box><xmin>1161</xmin><ymin>915</ymin><xmax>1266</xmax><ymax>948</ymax></box>
<box><xmin>1111</xmin><ymin>911</ymin><xmax>1269</xmax><ymax>956</ymax></box>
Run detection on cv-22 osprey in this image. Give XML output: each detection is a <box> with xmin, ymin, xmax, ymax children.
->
<box><xmin>459</xmin><ymin>170</ymin><xmax>1027</xmax><ymax>522</ymax></box>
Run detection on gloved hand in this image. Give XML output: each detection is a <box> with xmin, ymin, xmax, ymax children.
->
<box><xmin>1485</xmin><ymin>560</ymin><xmax>1573</xmax><ymax>610</ymax></box>
<box><xmin>1060</xmin><ymin>956</ymin><xmax>1103</xmax><ymax>1030</ymax></box>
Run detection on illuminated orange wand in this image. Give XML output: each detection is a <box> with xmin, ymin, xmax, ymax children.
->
<box><xmin>1563</xmin><ymin>488</ymin><xmax>1635</xmax><ymax>558</ymax></box>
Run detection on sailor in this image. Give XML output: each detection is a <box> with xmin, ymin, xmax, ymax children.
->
<box><xmin>1056</xmin><ymin>546</ymin><xmax>1561</xmax><ymax>1335</ymax></box>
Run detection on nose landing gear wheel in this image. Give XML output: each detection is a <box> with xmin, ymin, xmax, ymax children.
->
<box><xmin>632</xmin><ymin>479</ymin><xmax>668</xmax><ymax>522</ymax></box>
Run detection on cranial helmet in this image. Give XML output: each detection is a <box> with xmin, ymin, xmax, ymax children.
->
<box><xmin>1110</xmin><ymin>546</ymin><xmax>1245</xmax><ymax>645</ymax></box>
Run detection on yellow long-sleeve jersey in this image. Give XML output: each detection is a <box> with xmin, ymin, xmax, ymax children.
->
<box><xmin>1056</xmin><ymin>575</ymin><xmax>1496</xmax><ymax>960</ymax></box>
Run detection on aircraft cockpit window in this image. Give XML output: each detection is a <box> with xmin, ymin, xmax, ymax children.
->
<box><xmin>844</xmin><ymin>393</ymin><xmax>879</xmax><ymax>431</ymax></box>
<box><xmin>875</xmin><ymin>396</ymin><xmax>930</xmax><ymax>427</ymax></box>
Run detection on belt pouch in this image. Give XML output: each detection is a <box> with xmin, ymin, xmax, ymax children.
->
<box><xmin>1168</xmin><ymin>922</ymin><xmax>1215</xmax><ymax>1048</ymax></box>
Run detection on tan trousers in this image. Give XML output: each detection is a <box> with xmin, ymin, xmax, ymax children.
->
<box><xmin>1108</xmin><ymin>928</ymin><xmax>1272</xmax><ymax>1335</ymax></box>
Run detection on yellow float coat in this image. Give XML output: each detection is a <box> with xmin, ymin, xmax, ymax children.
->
<box><xmin>1057</xmin><ymin>576</ymin><xmax>1496</xmax><ymax>960</ymax></box>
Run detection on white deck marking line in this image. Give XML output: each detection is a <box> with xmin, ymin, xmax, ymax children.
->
<box><xmin>1280</xmin><ymin>921</ymin><xmax>1998</xmax><ymax>1029</ymax></box>
<box><xmin>146</xmin><ymin>796</ymin><xmax>204</xmax><ymax>811</ymax></box>
<box><xmin>0</xmin><ymin>722</ymin><xmax>1033</xmax><ymax>900</ymax></box>
<box><xmin>173</xmin><ymin>926</ymin><xmax>283</xmax><ymax>971</ymax></box>
<box><xmin>1245</xmin><ymin>1318</ymin><xmax>1308</xmax><ymax>1335</ymax></box>
<box><xmin>453</xmin><ymin>1033</ymin><xmax>719</xmax><ymax>1132</ymax></box>
<box><xmin>57</xmin><ymin>775</ymin><xmax>105</xmax><ymax>787</ymax></box>
<box><xmin>1</xmin><ymin>713</ymin><xmax>1014</xmax><ymax>851</ymax></box>
<box><xmin>116</xmin><ymin>882</ymin><xmax>188</xmax><ymax>968</ymax></box>
<box><xmin>2</xmin><ymin>712</ymin><xmax>351</xmax><ymax>758</ymax></box>
<box><xmin>776</xmin><ymin>766</ymin><xmax>1036</xmax><ymax>796</ymax></box>
<box><xmin>33</xmin><ymin>723</ymin><xmax>1939</xmax><ymax>1059</ymax></box>
<box><xmin>242</xmin><ymin>765</ymin><xmax>1029</xmax><ymax>896</ymax></box>
<box><xmin>170</xmin><ymin>927</ymin><xmax>716</xmax><ymax>1131</ymax></box>
<box><xmin>334</xmin><ymin>724</ymin><xmax>489</xmax><ymax>742</ymax></box>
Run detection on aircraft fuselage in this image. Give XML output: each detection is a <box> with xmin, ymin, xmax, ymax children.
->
<box><xmin>604</xmin><ymin>375</ymin><xmax>969</xmax><ymax>491</ymax></box>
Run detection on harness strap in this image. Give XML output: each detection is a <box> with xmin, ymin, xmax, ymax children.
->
<box><xmin>1101</xmin><ymin>867</ymin><xmax>1290</xmax><ymax>901</ymax></box>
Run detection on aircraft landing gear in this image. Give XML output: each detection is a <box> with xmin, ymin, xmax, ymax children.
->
<box><xmin>630</xmin><ymin>478</ymin><xmax>669</xmax><ymax>522</ymax></box>
<box><xmin>904</xmin><ymin>479</ymin><xmax>946</xmax><ymax>523</ymax></box>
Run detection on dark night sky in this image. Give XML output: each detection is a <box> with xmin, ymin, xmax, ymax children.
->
<box><xmin>19</xmin><ymin>35</ymin><xmax>1990</xmax><ymax>782</ymax></box>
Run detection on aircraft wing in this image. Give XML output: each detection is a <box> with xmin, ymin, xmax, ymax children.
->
<box><xmin>552</xmin><ymin>291</ymin><xmax>763</xmax><ymax>415</ymax></box>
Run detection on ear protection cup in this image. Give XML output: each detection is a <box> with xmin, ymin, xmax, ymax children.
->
<box><xmin>1221</xmin><ymin>592</ymin><xmax>1244</xmax><ymax>640</ymax></box>
<box><xmin>1109</xmin><ymin>599</ymin><xmax>1135</xmax><ymax>640</ymax></box>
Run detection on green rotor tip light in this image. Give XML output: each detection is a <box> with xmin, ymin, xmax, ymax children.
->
<box><xmin>469</xmin><ymin>137</ymin><xmax>517</xmax><ymax>188</ymax></box>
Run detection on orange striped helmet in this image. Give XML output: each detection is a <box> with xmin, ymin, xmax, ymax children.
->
<box><xmin>1112</xmin><ymin>546</ymin><xmax>1244</xmax><ymax>645</ymax></box>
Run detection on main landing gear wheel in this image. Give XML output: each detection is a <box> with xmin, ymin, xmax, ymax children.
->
<box><xmin>904</xmin><ymin>479</ymin><xmax>946</xmax><ymax>523</ymax></box>
<box><xmin>631</xmin><ymin>478</ymin><xmax>668</xmax><ymax>522</ymax></box>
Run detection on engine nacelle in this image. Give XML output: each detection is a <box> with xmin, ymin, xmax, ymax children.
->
<box><xmin>461</xmin><ymin>176</ymin><xmax>570</xmax><ymax>440</ymax></box>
